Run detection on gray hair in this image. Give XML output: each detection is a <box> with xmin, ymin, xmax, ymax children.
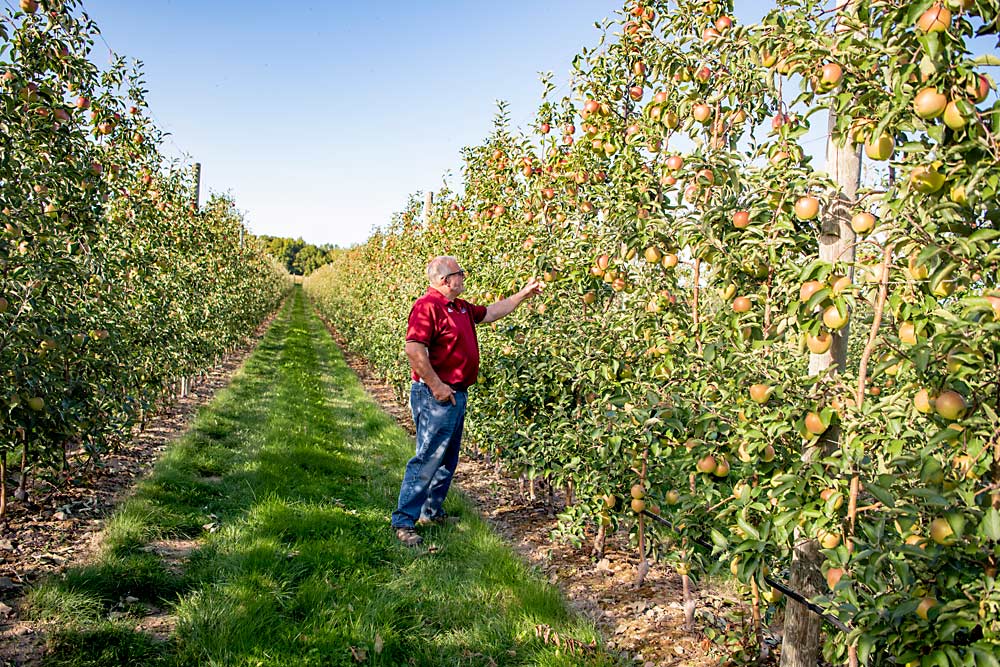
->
<box><xmin>426</xmin><ymin>256</ymin><xmax>458</xmax><ymax>284</ymax></box>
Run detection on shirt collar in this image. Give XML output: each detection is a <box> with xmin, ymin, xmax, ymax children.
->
<box><xmin>426</xmin><ymin>286</ymin><xmax>454</xmax><ymax>303</ymax></box>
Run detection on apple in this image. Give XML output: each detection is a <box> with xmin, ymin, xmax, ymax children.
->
<box><xmin>762</xmin><ymin>587</ymin><xmax>783</xmax><ymax>604</ymax></box>
<box><xmin>934</xmin><ymin>390</ymin><xmax>967</xmax><ymax>420</ymax></box>
<box><xmin>804</xmin><ymin>411</ymin><xmax>827</xmax><ymax>436</ymax></box>
<box><xmin>583</xmin><ymin>99</ymin><xmax>600</xmax><ymax>116</ymax></box>
<box><xmin>864</xmin><ymin>133</ymin><xmax>894</xmax><ymax>161</ymax></box>
<box><xmin>695</xmin><ymin>66</ymin><xmax>712</xmax><ymax>83</ymax></box>
<box><xmin>643</xmin><ymin>246</ymin><xmax>661</xmax><ymax>263</ymax></box>
<box><xmin>830</xmin><ymin>274</ymin><xmax>851</xmax><ymax>294</ymax></box>
<box><xmin>732</xmin><ymin>210</ymin><xmax>750</xmax><ymax>228</ymax></box>
<box><xmin>582</xmin><ymin>291</ymin><xmax>597</xmax><ymax>305</ymax></box>
<box><xmin>20</xmin><ymin>0</ymin><xmax>38</xmax><ymax>13</ymax></box>
<box><xmin>966</xmin><ymin>73</ymin><xmax>991</xmax><ymax>103</ymax></box>
<box><xmin>715</xmin><ymin>16</ymin><xmax>732</xmax><ymax>32</ymax></box>
<box><xmin>986</xmin><ymin>295</ymin><xmax>1000</xmax><ymax>321</ymax></box>
<box><xmin>916</xmin><ymin>596</ymin><xmax>937</xmax><ymax>620</ymax></box>
<box><xmin>661</xmin><ymin>253</ymin><xmax>679</xmax><ymax>269</ymax></box>
<box><xmin>665</xmin><ymin>490</ymin><xmax>680</xmax><ymax>505</ymax></box>
<box><xmin>931</xmin><ymin>278</ymin><xmax>956</xmax><ymax>298</ymax></box>
<box><xmin>799</xmin><ymin>280</ymin><xmax>824</xmax><ymax>303</ymax></box>
<box><xmin>713</xmin><ymin>456</ymin><xmax>730</xmax><ymax>477</ymax></box>
<box><xmin>27</xmin><ymin>396</ymin><xmax>44</xmax><ymax>411</ymax></box>
<box><xmin>907</xmin><ymin>253</ymin><xmax>930</xmax><ymax>280</ymax></box>
<box><xmin>631</xmin><ymin>498</ymin><xmax>646</xmax><ymax>513</ymax></box>
<box><xmin>666</xmin><ymin>155</ymin><xmax>683</xmax><ymax>171</ymax></box>
<box><xmin>629</xmin><ymin>86</ymin><xmax>644</xmax><ymax>101</ymax></box>
<box><xmin>596</xmin><ymin>254</ymin><xmax>610</xmax><ymax>271</ymax></box>
<box><xmin>929</xmin><ymin>517</ymin><xmax>955</xmax><ymax>545</ymax></box>
<box><xmin>913</xmin><ymin>87</ymin><xmax>947</xmax><ymax>119</ymax></box>
<box><xmin>732</xmin><ymin>296</ymin><xmax>751</xmax><ymax>313</ymax></box>
<box><xmin>662</xmin><ymin>110</ymin><xmax>679</xmax><ymax>128</ymax></box>
<box><xmin>916</xmin><ymin>4</ymin><xmax>951</xmax><ymax>33</ymax></box>
<box><xmin>910</xmin><ymin>165</ymin><xmax>946</xmax><ymax>194</ymax></box>
<box><xmin>898</xmin><ymin>321</ymin><xmax>917</xmax><ymax>345</ymax></box>
<box><xmin>942</xmin><ymin>100</ymin><xmax>968</xmax><ymax>130</ymax></box>
<box><xmin>823</xmin><ymin>305</ymin><xmax>849</xmax><ymax>330</ymax></box>
<box><xmin>826</xmin><ymin>567</ymin><xmax>844</xmax><ymax>590</ymax></box>
<box><xmin>540</xmin><ymin>123</ymin><xmax>550</xmax><ymax>134</ymax></box>
<box><xmin>818</xmin><ymin>63</ymin><xmax>843</xmax><ymax>91</ymax></box>
<box><xmin>749</xmin><ymin>383</ymin><xmax>773</xmax><ymax>405</ymax></box>
<box><xmin>817</xmin><ymin>529</ymin><xmax>840</xmax><ymax>549</ymax></box>
<box><xmin>820</xmin><ymin>488</ymin><xmax>844</xmax><ymax>510</ymax></box>
<box><xmin>696</xmin><ymin>455</ymin><xmax>717</xmax><ymax>474</ymax></box>
<box><xmin>630</xmin><ymin>483</ymin><xmax>645</xmax><ymax>499</ymax></box>
<box><xmin>692</xmin><ymin>104</ymin><xmax>712</xmax><ymax>123</ymax></box>
<box><xmin>950</xmin><ymin>184</ymin><xmax>969</xmax><ymax>206</ymax></box>
<box><xmin>794</xmin><ymin>196</ymin><xmax>820</xmax><ymax>220</ymax></box>
<box><xmin>806</xmin><ymin>331</ymin><xmax>832</xmax><ymax>354</ymax></box>
<box><xmin>913</xmin><ymin>389</ymin><xmax>935</xmax><ymax>414</ymax></box>
<box><xmin>653</xmin><ymin>91</ymin><xmax>668</xmax><ymax>105</ymax></box>
<box><xmin>851</xmin><ymin>211</ymin><xmax>876</xmax><ymax>234</ymax></box>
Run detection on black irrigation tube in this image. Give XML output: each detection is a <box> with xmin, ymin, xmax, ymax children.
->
<box><xmin>641</xmin><ymin>509</ymin><xmax>853</xmax><ymax>634</ymax></box>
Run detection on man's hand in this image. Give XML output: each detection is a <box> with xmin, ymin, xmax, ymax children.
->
<box><xmin>405</xmin><ymin>342</ymin><xmax>454</xmax><ymax>404</ymax></box>
<box><xmin>430</xmin><ymin>382</ymin><xmax>456</xmax><ymax>405</ymax></box>
<box><xmin>483</xmin><ymin>277</ymin><xmax>545</xmax><ymax>323</ymax></box>
<box><xmin>521</xmin><ymin>276</ymin><xmax>544</xmax><ymax>299</ymax></box>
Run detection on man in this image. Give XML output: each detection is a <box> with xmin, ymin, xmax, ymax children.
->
<box><xmin>391</xmin><ymin>255</ymin><xmax>542</xmax><ymax>546</ymax></box>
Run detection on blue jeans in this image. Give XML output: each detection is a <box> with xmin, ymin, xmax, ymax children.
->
<box><xmin>391</xmin><ymin>382</ymin><xmax>467</xmax><ymax>528</ymax></box>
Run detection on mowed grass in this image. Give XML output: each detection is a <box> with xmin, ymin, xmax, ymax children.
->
<box><xmin>27</xmin><ymin>287</ymin><xmax>621</xmax><ymax>667</ymax></box>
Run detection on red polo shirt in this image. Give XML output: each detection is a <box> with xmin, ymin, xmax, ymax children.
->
<box><xmin>406</xmin><ymin>288</ymin><xmax>488</xmax><ymax>389</ymax></box>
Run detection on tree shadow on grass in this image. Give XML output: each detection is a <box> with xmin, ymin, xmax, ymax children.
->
<box><xmin>30</xmin><ymin>291</ymin><xmax>620</xmax><ymax>667</ymax></box>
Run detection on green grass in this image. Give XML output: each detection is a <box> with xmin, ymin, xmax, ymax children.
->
<box><xmin>29</xmin><ymin>287</ymin><xmax>622</xmax><ymax>667</ymax></box>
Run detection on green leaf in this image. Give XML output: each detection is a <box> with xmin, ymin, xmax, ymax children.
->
<box><xmin>865</xmin><ymin>482</ymin><xmax>896</xmax><ymax>509</ymax></box>
<box><xmin>972</xmin><ymin>54</ymin><xmax>1000</xmax><ymax>66</ymax></box>
<box><xmin>736</xmin><ymin>512</ymin><xmax>760</xmax><ymax>541</ymax></box>
<box><xmin>981</xmin><ymin>508</ymin><xmax>1000</xmax><ymax>541</ymax></box>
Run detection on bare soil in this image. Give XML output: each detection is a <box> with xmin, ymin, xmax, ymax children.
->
<box><xmin>0</xmin><ymin>313</ymin><xmax>276</xmax><ymax>667</ymax></box>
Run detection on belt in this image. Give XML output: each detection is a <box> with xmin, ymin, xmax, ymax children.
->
<box><xmin>417</xmin><ymin>379</ymin><xmax>468</xmax><ymax>393</ymax></box>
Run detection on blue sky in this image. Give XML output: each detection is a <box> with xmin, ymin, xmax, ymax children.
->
<box><xmin>78</xmin><ymin>2</ymin><xmax>804</xmax><ymax>247</ymax></box>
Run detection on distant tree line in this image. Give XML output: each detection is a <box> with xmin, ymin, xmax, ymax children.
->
<box><xmin>256</xmin><ymin>236</ymin><xmax>338</xmax><ymax>276</ymax></box>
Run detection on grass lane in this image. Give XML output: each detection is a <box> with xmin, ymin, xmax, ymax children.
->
<box><xmin>27</xmin><ymin>287</ymin><xmax>621</xmax><ymax>667</ymax></box>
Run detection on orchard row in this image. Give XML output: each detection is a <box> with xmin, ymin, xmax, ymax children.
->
<box><xmin>1</xmin><ymin>2</ymin><xmax>291</xmax><ymax>516</ymax></box>
<box><xmin>309</xmin><ymin>0</ymin><xmax>999</xmax><ymax>663</ymax></box>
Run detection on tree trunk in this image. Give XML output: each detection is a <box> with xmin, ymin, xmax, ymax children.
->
<box><xmin>780</xmin><ymin>110</ymin><xmax>860</xmax><ymax>667</ymax></box>
<box><xmin>14</xmin><ymin>443</ymin><xmax>28</xmax><ymax>502</ymax></box>
<box><xmin>0</xmin><ymin>450</ymin><xmax>7</xmax><ymax>520</ymax></box>
<box><xmin>781</xmin><ymin>539</ymin><xmax>826</xmax><ymax>665</ymax></box>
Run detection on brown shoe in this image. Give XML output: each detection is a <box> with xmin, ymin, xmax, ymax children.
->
<box><xmin>395</xmin><ymin>527</ymin><xmax>423</xmax><ymax>547</ymax></box>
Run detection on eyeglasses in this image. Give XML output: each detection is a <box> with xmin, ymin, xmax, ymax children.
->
<box><xmin>444</xmin><ymin>269</ymin><xmax>466</xmax><ymax>280</ymax></box>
